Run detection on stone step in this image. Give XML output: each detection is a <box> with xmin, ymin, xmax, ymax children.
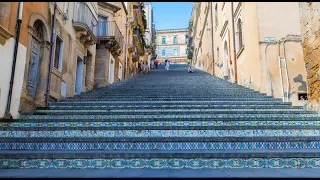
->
<box><xmin>2</xmin><ymin>120</ymin><xmax>319</xmax><ymax>129</ymax></box>
<box><xmin>46</xmin><ymin>104</ymin><xmax>301</xmax><ymax>110</ymax></box>
<box><xmin>64</xmin><ymin>95</ymin><xmax>280</xmax><ymax>101</ymax></box>
<box><xmin>0</xmin><ymin>150</ymin><xmax>320</xmax><ymax>169</ymax></box>
<box><xmin>52</xmin><ymin>101</ymin><xmax>290</xmax><ymax>106</ymax></box>
<box><xmin>1</xmin><ymin>139</ymin><xmax>320</xmax><ymax>151</ymax></box>
<box><xmin>32</xmin><ymin>109</ymin><xmax>310</xmax><ymax>115</ymax></box>
<box><xmin>20</xmin><ymin>114</ymin><xmax>320</xmax><ymax>121</ymax></box>
<box><xmin>1</xmin><ymin>129</ymin><xmax>320</xmax><ymax>138</ymax></box>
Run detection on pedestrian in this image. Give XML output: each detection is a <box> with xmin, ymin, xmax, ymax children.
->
<box><xmin>165</xmin><ymin>59</ymin><xmax>170</xmax><ymax>71</ymax></box>
<box><xmin>188</xmin><ymin>65</ymin><xmax>194</xmax><ymax>73</ymax></box>
<box><xmin>143</xmin><ymin>62</ymin><xmax>148</xmax><ymax>73</ymax></box>
<box><xmin>154</xmin><ymin>60</ymin><xmax>158</xmax><ymax>69</ymax></box>
<box><xmin>138</xmin><ymin>60</ymin><xmax>143</xmax><ymax>73</ymax></box>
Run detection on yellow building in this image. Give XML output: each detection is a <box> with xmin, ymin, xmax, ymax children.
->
<box><xmin>189</xmin><ymin>2</ymin><xmax>308</xmax><ymax>106</ymax></box>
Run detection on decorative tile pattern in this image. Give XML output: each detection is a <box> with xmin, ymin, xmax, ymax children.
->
<box><xmin>1</xmin><ymin>130</ymin><xmax>320</xmax><ymax>138</ymax></box>
<box><xmin>20</xmin><ymin>113</ymin><xmax>320</xmax><ymax>120</ymax></box>
<box><xmin>49</xmin><ymin>104</ymin><xmax>292</xmax><ymax>109</ymax></box>
<box><xmin>35</xmin><ymin>109</ymin><xmax>304</xmax><ymax>113</ymax></box>
<box><xmin>1</xmin><ymin>121</ymin><xmax>320</xmax><ymax>128</ymax></box>
<box><xmin>1</xmin><ymin>141</ymin><xmax>320</xmax><ymax>150</ymax></box>
<box><xmin>0</xmin><ymin>158</ymin><xmax>319</xmax><ymax>169</ymax></box>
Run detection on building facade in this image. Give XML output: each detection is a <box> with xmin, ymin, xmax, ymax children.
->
<box><xmin>156</xmin><ymin>28</ymin><xmax>188</xmax><ymax>64</ymax></box>
<box><xmin>94</xmin><ymin>2</ymin><xmax>126</xmax><ymax>88</ymax></box>
<box><xmin>189</xmin><ymin>2</ymin><xmax>308</xmax><ymax>106</ymax></box>
<box><xmin>0</xmin><ymin>2</ymin><xmax>146</xmax><ymax>119</ymax></box>
<box><xmin>0</xmin><ymin>2</ymin><xmax>30</xmax><ymax>118</ymax></box>
<box><xmin>143</xmin><ymin>2</ymin><xmax>156</xmax><ymax>67</ymax></box>
<box><xmin>299</xmin><ymin>2</ymin><xmax>320</xmax><ymax>112</ymax></box>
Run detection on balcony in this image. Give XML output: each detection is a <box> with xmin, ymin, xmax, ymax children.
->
<box><xmin>133</xmin><ymin>4</ymin><xmax>145</xmax><ymax>34</ymax></box>
<box><xmin>133</xmin><ymin>27</ymin><xmax>145</xmax><ymax>56</ymax></box>
<box><xmin>72</xmin><ymin>2</ymin><xmax>97</xmax><ymax>47</ymax></box>
<box><xmin>97</xmin><ymin>21</ymin><xmax>124</xmax><ymax>57</ymax></box>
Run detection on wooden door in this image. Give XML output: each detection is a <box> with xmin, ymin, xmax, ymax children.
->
<box><xmin>26</xmin><ymin>38</ymin><xmax>41</xmax><ymax>98</ymax></box>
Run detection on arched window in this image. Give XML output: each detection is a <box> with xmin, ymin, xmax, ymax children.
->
<box><xmin>162</xmin><ymin>50</ymin><xmax>166</xmax><ymax>56</ymax></box>
<box><xmin>237</xmin><ymin>18</ymin><xmax>243</xmax><ymax>49</ymax></box>
<box><xmin>173</xmin><ymin>49</ymin><xmax>177</xmax><ymax>56</ymax></box>
<box><xmin>173</xmin><ymin>36</ymin><xmax>178</xmax><ymax>44</ymax></box>
<box><xmin>162</xmin><ymin>37</ymin><xmax>166</xmax><ymax>44</ymax></box>
<box><xmin>215</xmin><ymin>3</ymin><xmax>218</xmax><ymax>28</ymax></box>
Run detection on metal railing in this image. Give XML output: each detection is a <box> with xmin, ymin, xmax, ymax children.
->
<box><xmin>97</xmin><ymin>21</ymin><xmax>124</xmax><ymax>48</ymax></box>
<box><xmin>73</xmin><ymin>2</ymin><xmax>98</xmax><ymax>36</ymax></box>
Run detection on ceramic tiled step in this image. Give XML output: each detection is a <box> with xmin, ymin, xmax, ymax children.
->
<box><xmin>73</xmin><ymin>94</ymin><xmax>270</xmax><ymax>99</ymax></box>
<box><xmin>2</xmin><ymin>138</ymin><xmax>320</xmax><ymax>151</ymax></box>
<box><xmin>51</xmin><ymin>101</ymin><xmax>292</xmax><ymax>106</ymax></box>
<box><xmin>1</xmin><ymin>150</ymin><xmax>320</xmax><ymax>169</ymax></box>
<box><xmin>19</xmin><ymin>113</ymin><xmax>320</xmax><ymax>121</ymax></box>
<box><xmin>4</xmin><ymin>120</ymin><xmax>320</xmax><ymax>129</ymax></box>
<box><xmin>46</xmin><ymin>104</ymin><xmax>302</xmax><ymax>110</ymax></box>
<box><xmin>61</xmin><ymin>97</ymin><xmax>276</xmax><ymax>102</ymax></box>
<box><xmin>2</xmin><ymin>123</ymin><xmax>320</xmax><ymax>131</ymax></box>
<box><xmin>2</xmin><ymin>129</ymin><xmax>320</xmax><ymax>138</ymax></box>
<box><xmin>33</xmin><ymin>109</ymin><xmax>311</xmax><ymax>115</ymax></box>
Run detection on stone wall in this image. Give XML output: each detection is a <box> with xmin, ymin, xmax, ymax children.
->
<box><xmin>299</xmin><ymin>2</ymin><xmax>320</xmax><ymax>111</ymax></box>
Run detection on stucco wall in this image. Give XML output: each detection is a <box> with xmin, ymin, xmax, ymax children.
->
<box><xmin>0</xmin><ymin>38</ymin><xmax>27</xmax><ymax>118</ymax></box>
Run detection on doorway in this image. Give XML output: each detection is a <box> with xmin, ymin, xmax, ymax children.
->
<box><xmin>75</xmin><ymin>56</ymin><xmax>84</xmax><ymax>95</ymax></box>
<box><xmin>109</xmin><ymin>56</ymin><xmax>115</xmax><ymax>84</ymax></box>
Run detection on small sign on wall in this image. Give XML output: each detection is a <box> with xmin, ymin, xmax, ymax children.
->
<box><xmin>264</xmin><ymin>37</ymin><xmax>276</xmax><ymax>42</ymax></box>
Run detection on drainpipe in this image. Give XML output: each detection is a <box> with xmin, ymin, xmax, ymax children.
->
<box><xmin>3</xmin><ymin>2</ymin><xmax>23</xmax><ymax>120</ymax></box>
<box><xmin>45</xmin><ymin>2</ymin><xmax>57</xmax><ymax>107</ymax></box>
<box><xmin>124</xmin><ymin>17</ymin><xmax>128</xmax><ymax>79</ymax></box>
<box><xmin>277</xmin><ymin>40</ymin><xmax>285</xmax><ymax>102</ymax></box>
<box><xmin>231</xmin><ymin>2</ymin><xmax>237</xmax><ymax>83</ymax></box>
<box><xmin>210</xmin><ymin>2</ymin><xmax>215</xmax><ymax>75</ymax></box>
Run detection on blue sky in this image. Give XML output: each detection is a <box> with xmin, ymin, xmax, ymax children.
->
<box><xmin>150</xmin><ymin>2</ymin><xmax>193</xmax><ymax>30</ymax></box>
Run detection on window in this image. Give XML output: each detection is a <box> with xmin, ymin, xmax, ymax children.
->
<box><xmin>162</xmin><ymin>37</ymin><xmax>166</xmax><ymax>44</ymax></box>
<box><xmin>215</xmin><ymin>3</ymin><xmax>218</xmax><ymax>28</ymax></box>
<box><xmin>173</xmin><ymin>49</ymin><xmax>177</xmax><ymax>56</ymax></box>
<box><xmin>237</xmin><ymin>18</ymin><xmax>243</xmax><ymax>50</ymax></box>
<box><xmin>54</xmin><ymin>35</ymin><xmax>64</xmax><ymax>72</ymax></box>
<box><xmin>162</xmin><ymin>50</ymin><xmax>166</xmax><ymax>56</ymax></box>
<box><xmin>186</xmin><ymin>49</ymin><xmax>188</xmax><ymax>55</ymax></box>
<box><xmin>173</xmin><ymin>36</ymin><xmax>178</xmax><ymax>44</ymax></box>
<box><xmin>185</xmin><ymin>37</ymin><xmax>188</xmax><ymax>44</ymax></box>
<box><xmin>98</xmin><ymin>16</ymin><xmax>108</xmax><ymax>36</ymax></box>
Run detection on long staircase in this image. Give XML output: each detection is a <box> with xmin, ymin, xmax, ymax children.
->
<box><xmin>1</xmin><ymin>64</ymin><xmax>320</xmax><ymax>170</ymax></box>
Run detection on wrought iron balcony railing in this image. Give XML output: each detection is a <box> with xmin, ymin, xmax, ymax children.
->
<box><xmin>133</xmin><ymin>27</ymin><xmax>145</xmax><ymax>55</ymax></box>
<box><xmin>73</xmin><ymin>2</ymin><xmax>98</xmax><ymax>37</ymax></box>
<box><xmin>97</xmin><ymin>21</ymin><xmax>124</xmax><ymax>49</ymax></box>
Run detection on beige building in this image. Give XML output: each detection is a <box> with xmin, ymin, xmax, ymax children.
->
<box><xmin>156</xmin><ymin>28</ymin><xmax>188</xmax><ymax>64</ymax></box>
<box><xmin>94</xmin><ymin>2</ymin><xmax>126</xmax><ymax>88</ymax></box>
<box><xmin>33</xmin><ymin>2</ymin><xmax>98</xmax><ymax>111</ymax></box>
<box><xmin>299</xmin><ymin>2</ymin><xmax>320</xmax><ymax>112</ymax></box>
<box><xmin>189</xmin><ymin>2</ymin><xmax>308</xmax><ymax>106</ymax></box>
